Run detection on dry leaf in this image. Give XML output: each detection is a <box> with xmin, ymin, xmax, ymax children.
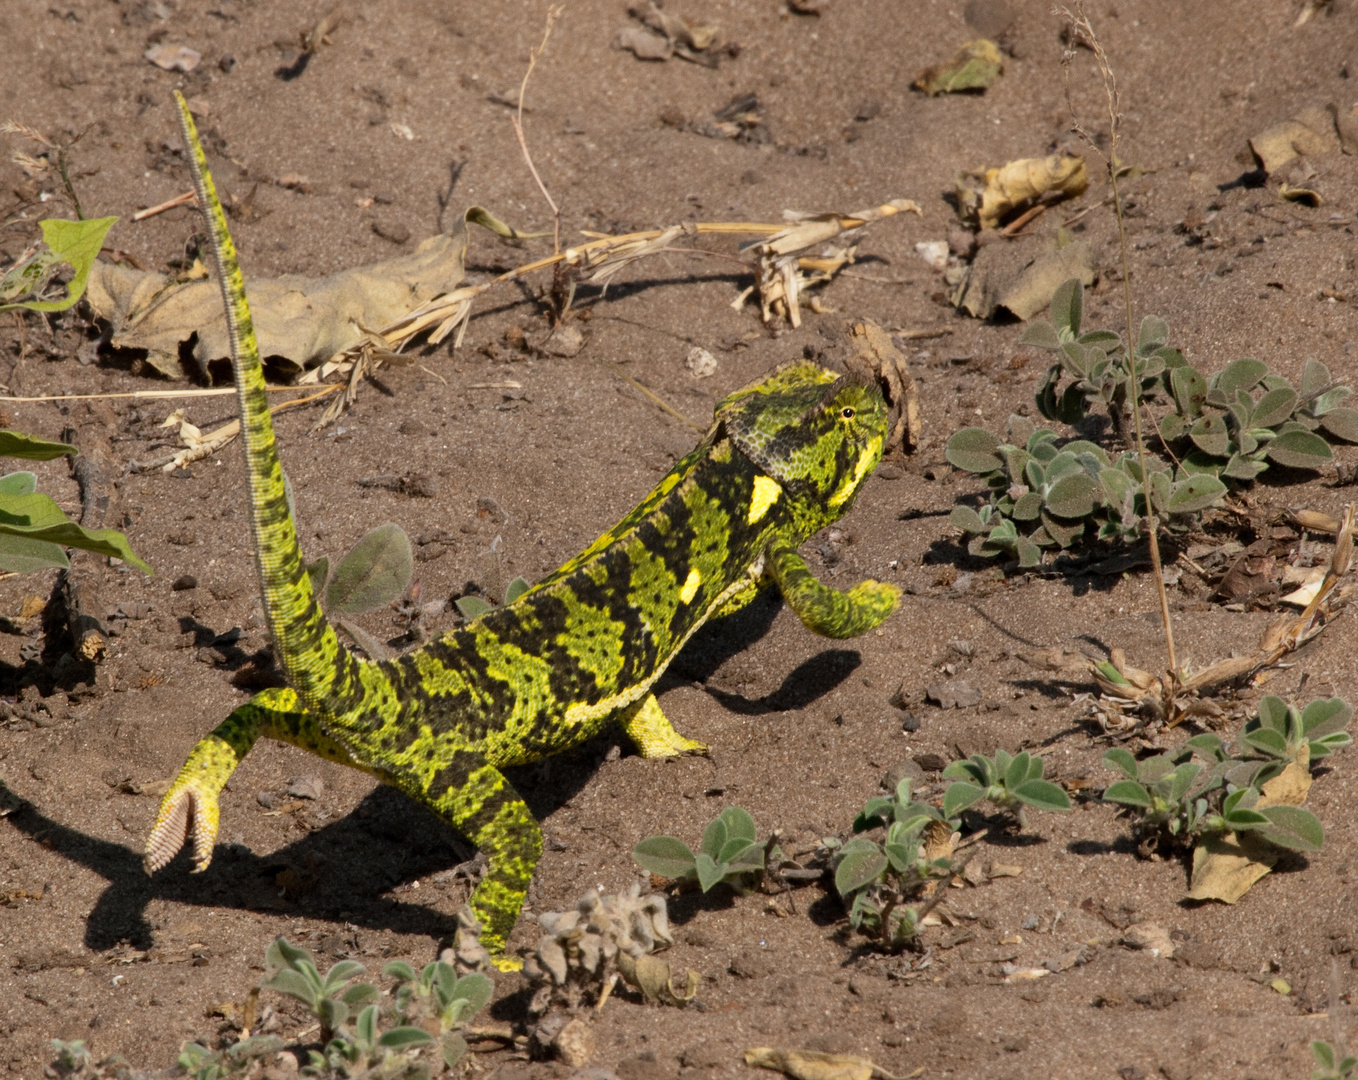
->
<box><xmin>914</xmin><ymin>39</ymin><xmax>1003</xmax><ymax>96</ymax></box>
<box><xmin>957</xmin><ymin>154</ymin><xmax>1089</xmax><ymax>230</ymax></box>
<box><xmin>744</xmin><ymin>1048</ymin><xmax>875</xmax><ymax>1080</ymax></box>
<box><xmin>948</xmin><ymin>234</ymin><xmax>1095</xmax><ymax>320</ymax></box>
<box><xmin>1257</xmin><ymin>747</ymin><xmax>1312</xmax><ymax>807</ymax></box>
<box><xmin>85</xmin><ymin>209</ymin><xmax>497</xmax><ymax>379</ymax></box>
<box><xmin>1186</xmin><ymin>832</ymin><xmax>1279</xmax><ymax>904</ymax></box>
<box><xmin>618</xmin><ymin>25</ymin><xmax>672</xmax><ymax>60</ymax></box>
<box><xmin>1249</xmin><ymin>105</ymin><xmax>1340</xmax><ymax>173</ymax></box>
<box><xmin>844</xmin><ymin>320</ymin><xmax>921</xmax><ymax>453</ymax></box>
<box><xmin>144</xmin><ymin>44</ymin><xmax>202</xmax><ymax>72</ymax></box>
<box><xmin>1122</xmin><ymin>922</ymin><xmax>1175</xmax><ymax>959</ymax></box>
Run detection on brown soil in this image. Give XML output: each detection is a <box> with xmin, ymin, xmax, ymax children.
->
<box><xmin>3</xmin><ymin>1</ymin><xmax>1358</xmax><ymax>1078</ymax></box>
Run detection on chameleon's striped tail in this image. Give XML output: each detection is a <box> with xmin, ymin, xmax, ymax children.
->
<box><xmin>172</xmin><ymin>92</ymin><xmax>363</xmax><ymax>716</ymax></box>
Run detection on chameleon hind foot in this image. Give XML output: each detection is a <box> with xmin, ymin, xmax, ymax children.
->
<box><xmin>620</xmin><ymin>693</ymin><xmax>708</xmax><ymax>758</ymax></box>
<box><xmin>145</xmin><ymin>734</ymin><xmax>239</xmax><ymax>873</ymax></box>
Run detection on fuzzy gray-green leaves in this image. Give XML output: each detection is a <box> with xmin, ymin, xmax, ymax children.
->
<box><xmin>633</xmin><ymin>806</ymin><xmax>770</xmax><ymax>892</ymax></box>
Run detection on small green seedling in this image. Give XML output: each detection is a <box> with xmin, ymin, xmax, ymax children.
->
<box><xmin>834</xmin><ymin>778</ymin><xmax>960</xmax><ymax>949</ymax></box>
<box><xmin>633</xmin><ymin>806</ymin><xmax>771</xmax><ymax>893</ymax></box>
<box><xmin>178</xmin><ymin>1037</ymin><xmax>286</xmax><ymax>1080</ymax></box>
<box><xmin>1242</xmin><ymin>696</ymin><xmax>1353</xmax><ymax>763</ymax></box>
<box><xmin>306</xmin><ymin>522</ymin><xmax>415</xmax><ymax>616</ymax></box>
<box><xmin>382</xmin><ymin>959</ymin><xmax>493</xmax><ymax>1069</ymax></box>
<box><xmin>262</xmin><ymin>937</ymin><xmax>379</xmax><ymax>1043</ymax></box>
<box><xmin>1313</xmin><ymin>1039</ymin><xmax>1358</xmax><ymax>1080</ymax></box>
<box><xmin>455</xmin><ymin>575</ymin><xmax>530</xmax><ymax>621</ymax></box>
<box><xmin>1101</xmin><ymin>698</ymin><xmax>1345</xmax><ymax>855</ymax></box>
<box><xmin>941</xmin><ymin>749</ymin><xmax>1071</xmax><ymax>828</ymax></box>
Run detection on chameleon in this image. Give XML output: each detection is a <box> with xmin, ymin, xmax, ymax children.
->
<box><xmin>145</xmin><ymin>92</ymin><xmax>902</xmax><ymax>968</ymax></box>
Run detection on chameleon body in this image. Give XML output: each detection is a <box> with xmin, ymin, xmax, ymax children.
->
<box><xmin>146</xmin><ymin>94</ymin><xmax>901</xmax><ymax>967</ymax></box>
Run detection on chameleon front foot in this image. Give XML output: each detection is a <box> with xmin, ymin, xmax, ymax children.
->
<box><xmin>620</xmin><ymin>694</ymin><xmax>708</xmax><ymax>758</ymax></box>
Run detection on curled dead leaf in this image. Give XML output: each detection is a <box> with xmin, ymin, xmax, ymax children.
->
<box><xmin>1187</xmin><ymin>832</ymin><xmax>1278</xmax><ymax>904</ymax></box>
<box><xmin>914</xmin><ymin>39</ymin><xmax>1003</xmax><ymax>96</ymax></box>
<box><xmin>1249</xmin><ymin>105</ymin><xmax>1340</xmax><ymax>174</ymax></box>
<box><xmin>743</xmin><ymin>1048</ymin><xmax>878</xmax><ymax>1080</ymax></box>
<box><xmin>957</xmin><ymin>154</ymin><xmax>1088</xmax><ymax>230</ymax></box>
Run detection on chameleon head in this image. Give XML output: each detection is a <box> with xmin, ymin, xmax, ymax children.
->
<box><xmin>717</xmin><ymin>359</ymin><xmax>889</xmax><ymax>522</ymax></box>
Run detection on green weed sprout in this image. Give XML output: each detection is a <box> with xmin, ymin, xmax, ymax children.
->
<box><xmin>381</xmin><ymin>960</ymin><xmax>494</xmax><ymax>1070</ymax></box>
<box><xmin>1313</xmin><ymin>1040</ymin><xmax>1358</xmax><ymax>1080</ymax></box>
<box><xmin>941</xmin><ymin>749</ymin><xmax>1071</xmax><ymax>828</ymax></box>
<box><xmin>1</xmin><ymin>216</ymin><xmax>117</xmax><ymax>314</ymax></box>
<box><xmin>178</xmin><ymin>1038</ymin><xmax>286</xmax><ymax>1080</ymax></box>
<box><xmin>455</xmin><ymin>575</ymin><xmax>530</xmax><ymax>621</ymax></box>
<box><xmin>834</xmin><ymin>778</ymin><xmax>960</xmax><ymax>949</ymax></box>
<box><xmin>1101</xmin><ymin>696</ymin><xmax>1350</xmax><ymax>855</ymax></box>
<box><xmin>632</xmin><ymin>806</ymin><xmax>772</xmax><ymax>892</ymax></box>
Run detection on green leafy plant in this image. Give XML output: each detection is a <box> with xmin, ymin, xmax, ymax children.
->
<box><xmin>178</xmin><ymin>1037</ymin><xmax>286</xmax><ymax>1080</ymax></box>
<box><xmin>0</xmin><ymin>215</ymin><xmax>118</xmax><ymax>314</ymax></box>
<box><xmin>258</xmin><ymin>938</ymin><xmax>491</xmax><ymax>1078</ymax></box>
<box><xmin>632</xmin><ymin>806</ymin><xmax>772</xmax><ymax>892</ymax></box>
<box><xmin>0</xmin><ymin>431</ymin><xmax>149</xmax><ymax>574</ymax></box>
<box><xmin>941</xmin><ymin>749</ymin><xmax>1071</xmax><ymax>827</ymax></box>
<box><xmin>455</xmin><ymin>575</ymin><xmax>530</xmax><ymax>621</ymax></box>
<box><xmin>946</xmin><ymin>417</ymin><xmax>1224</xmax><ymax>566</ymax></box>
<box><xmin>1313</xmin><ymin>1039</ymin><xmax>1358</xmax><ymax>1080</ymax></box>
<box><xmin>1101</xmin><ymin>696</ymin><xmax>1350</xmax><ymax>856</ymax></box>
<box><xmin>944</xmin><ymin>278</ymin><xmax>1354</xmax><ymax>567</ymax></box>
<box><xmin>307</xmin><ymin>522</ymin><xmax>414</xmax><ymax>615</ymax></box>
<box><xmin>833</xmin><ymin>777</ymin><xmax>959</xmax><ymax>949</ymax></box>
<box><xmin>1241</xmin><ymin>696</ymin><xmax>1353</xmax><ymax>763</ymax></box>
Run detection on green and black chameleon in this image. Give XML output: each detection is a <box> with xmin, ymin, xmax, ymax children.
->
<box><xmin>146</xmin><ymin>92</ymin><xmax>901</xmax><ymax>968</ymax></box>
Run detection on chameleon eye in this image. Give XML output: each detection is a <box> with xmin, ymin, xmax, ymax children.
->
<box><xmin>840</xmin><ymin>406</ymin><xmax>856</xmax><ymax>419</ymax></box>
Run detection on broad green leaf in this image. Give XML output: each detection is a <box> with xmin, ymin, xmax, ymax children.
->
<box><xmin>717</xmin><ymin>838</ymin><xmax>761</xmax><ymax>869</ymax></box>
<box><xmin>442</xmin><ymin>1033</ymin><xmax>469</xmax><ymax>1069</ymax></box>
<box><xmin>0</xmin><ymin>432</ymin><xmax>78</xmax><ymax>461</ymax></box>
<box><xmin>1166</xmin><ymin>474</ymin><xmax>1226</xmax><ymax>514</ymax></box>
<box><xmin>1049</xmin><ymin>278</ymin><xmax>1083</xmax><ymax>337</ymax></box>
<box><xmin>883</xmin><ymin>842</ymin><xmax>916</xmax><ymax>873</ymax></box>
<box><xmin>0</xmin><ymin>490</ymin><xmax>149</xmax><ymax>572</ymax></box>
<box><xmin>356</xmin><ymin>1005</ymin><xmax>377</xmax><ymax>1048</ymax></box>
<box><xmin>1222</xmin><ymin>807</ymin><xmax>1271</xmax><ymax>829</ymax></box>
<box><xmin>451</xmin><ymin>972</ymin><xmax>493</xmax><ymax>1016</ymax></box>
<box><xmin>455</xmin><ymin>595</ymin><xmax>493</xmax><ymax>620</ymax></box>
<box><xmin>322</xmin><ymin>960</ymin><xmax>366</xmax><ymax>994</ymax></box>
<box><xmin>1011</xmin><ymin>492</ymin><xmax>1043</xmax><ymax>521</ymax></box>
<box><xmin>381</xmin><ymin>960</ymin><xmax>417</xmax><ymax>984</ymax></box>
<box><xmin>266</xmin><ymin>937</ymin><xmax>316</xmax><ymax>972</ymax></box>
<box><xmin>694</xmin><ymin>853</ymin><xmax>726</xmax><ymax>893</ymax></box>
<box><xmin>1102</xmin><ymin>748</ymin><xmax>1138</xmax><ymax>779</ymax></box>
<box><xmin>378</xmin><ymin>1027</ymin><xmax>436</xmax><ymax>1049</ymax></box>
<box><xmin>1040</xmin><ymin>509</ymin><xmax>1084</xmax><ymax>548</ymax></box>
<box><xmin>1300</xmin><ymin>697</ymin><xmax>1353</xmax><ymax>738</ymax></box>
<box><xmin>1103</xmin><ymin>780</ymin><xmax>1153</xmax><ymax>808</ymax></box>
<box><xmin>262</xmin><ymin>969</ymin><xmax>319</xmax><ymax>1006</ymax></box>
<box><xmin>1300</xmin><ymin>357</ymin><xmax>1332</xmax><ymax>398</ymax></box>
<box><xmin>1044</xmin><ymin>473</ymin><xmax>1099</xmax><ymax>519</ymax></box>
<box><xmin>1136</xmin><ymin>314</ymin><xmax>1168</xmax><ymax>355</ymax></box>
<box><xmin>699</xmin><ymin>816</ymin><xmax>728</xmax><ymax>860</ymax></box>
<box><xmin>1007</xmin><ymin>413</ymin><xmax>1036</xmax><ymax>447</ymax></box>
<box><xmin>1265</xmin><ymin>429</ymin><xmax>1333</xmax><ymax>469</ymax></box>
<box><xmin>0</xmin><ymin>533</ymin><xmax>69</xmax><ymax>574</ymax></box>
<box><xmin>945</xmin><ymin>427</ymin><xmax>1003</xmax><ymax>474</ymax></box>
<box><xmin>1166</xmin><ymin>763</ymin><xmax>1203</xmax><ymax>803</ymax></box>
<box><xmin>1222</xmin><ymin>454</ymin><xmax>1267</xmax><ymax>481</ymax></box>
<box><xmin>1242</xmin><ymin>727</ymin><xmax>1288</xmax><ymax>757</ymax></box>
<box><xmin>949</xmin><ymin>505</ymin><xmax>987</xmax><ymax>533</ymax></box>
<box><xmin>1170</xmin><ymin>365</ymin><xmax>1207</xmax><ymax>418</ymax></box>
<box><xmin>305</xmin><ymin>556</ymin><xmax>329</xmax><ymax>601</ymax></box>
<box><xmin>341</xmin><ymin>982</ymin><xmax>377</xmax><ymax>1007</ymax></box>
<box><xmin>1015</xmin><ymin>536</ymin><xmax>1042</xmax><ymax>568</ymax></box>
<box><xmin>504</xmin><ymin>576</ymin><xmax>530</xmax><ymax>604</ymax></box>
<box><xmin>1157</xmin><ymin>413</ymin><xmax>1185</xmax><ymax>442</ymax></box>
<box><xmin>1214</xmin><ymin>357</ymin><xmax>1268</xmax><ymax>397</ymax></box>
<box><xmin>942</xmin><ymin>759</ymin><xmax>986</xmax><ymax>784</ymax></box>
<box><xmin>1003</xmin><ymin>752</ymin><xmax>1032</xmax><ymax>791</ymax></box>
<box><xmin>834</xmin><ymin>844</ymin><xmax>888</xmax><ymax>897</ymax></box>
<box><xmin>942</xmin><ymin>781</ymin><xmax>987</xmax><ymax>818</ymax></box>
<box><xmin>720</xmin><ymin>805</ymin><xmax>757</xmax><ymax>843</ymax></box>
<box><xmin>1255</xmin><ymin>696</ymin><xmax>1290</xmax><ymax>733</ymax></box>
<box><xmin>1189</xmin><ymin>414</ymin><xmax>1230</xmax><ymax>458</ymax></box>
<box><xmin>1313</xmin><ymin>1041</ymin><xmax>1336</xmax><ymax>1071</ymax></box>
<box><xmin>1251</xmin><ymin>387</ymin><xmax>1298</xmax><ymax>429</ymax></box>
<box><xmin>1012</xmin><ymin>779</ymin><xmax>1070</xmax><ymax>812</ymax></box>
<box><xmin>0</xmin><ymin>472</ymin><xmax>35</xmax><ymax>496</ymax></box>
<box><xmin>632</xmin><ymin>836</ymin><xmax>697</xmax><ymax>878</ymax></box>
<box><xmin>1319</xmin><ymin>406</ymin><xmax>1358</xmax><ymax>443</ymax></box>
<box><xmin>1018</xmin><ymin>320</ymin><xmax>1061</xmax><ymax>351</ymax></box>
<box><xmin>1313</xmin><ymin>386</ymin><xmax>1353</xmax><ymax>415</ymax></box>
<box><xmin>1258</xmin><ymin>806</ymin><xmax>1324</xmax><ymax>851</ymax></box>
<box><xmin>327</xmin><ymin>522</ymin><xmax>413</xmax><ymax>613</ymax></box>
<box><xmin>0</xmin><ymin>216</ymin><xmax>118</xmax><ymax>314</ymax></box>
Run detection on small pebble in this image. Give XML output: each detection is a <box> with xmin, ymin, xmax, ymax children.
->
<box><xmin>171</xmin><ymin>574</ymin><xmax>198</xmax><ymax>591</ymax></box>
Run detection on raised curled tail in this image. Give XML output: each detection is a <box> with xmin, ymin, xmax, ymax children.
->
<box><xmin>173</xmin><ymin>92</ymin><xmax>363</xmax><ymax>715</ymax></box>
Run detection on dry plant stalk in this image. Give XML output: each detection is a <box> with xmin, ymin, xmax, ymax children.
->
<box><xmin>513</xmin><ymin>4</ymin><xmax>565</xmax><ymax>254</ymax></box>
<box><xmin>1089</xmin><ymin>506</ymin><xmax>1356</xmax><ymax>736</ymax></box>
<box><xmin>1057</xmin><ymin>1</ymin><xmax>1177</xmax><ymax>675</ymax></box>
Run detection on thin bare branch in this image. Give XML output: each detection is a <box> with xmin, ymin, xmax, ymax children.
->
<box><xmin>513</xmin><ymin>4</ymin><xmax>565</xmax><ymax>254</ymax></box>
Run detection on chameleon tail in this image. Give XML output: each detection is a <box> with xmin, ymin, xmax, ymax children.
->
<box><xmin>171</xmin><ymin>92</ymin><xmax>364</xmax><ymax>717</ymax></box>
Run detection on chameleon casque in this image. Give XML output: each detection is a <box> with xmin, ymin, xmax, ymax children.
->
<box><xmin>145</xmin><ymin>94</ymin><xmax>901</xmax><ymax>968</ymax></box>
